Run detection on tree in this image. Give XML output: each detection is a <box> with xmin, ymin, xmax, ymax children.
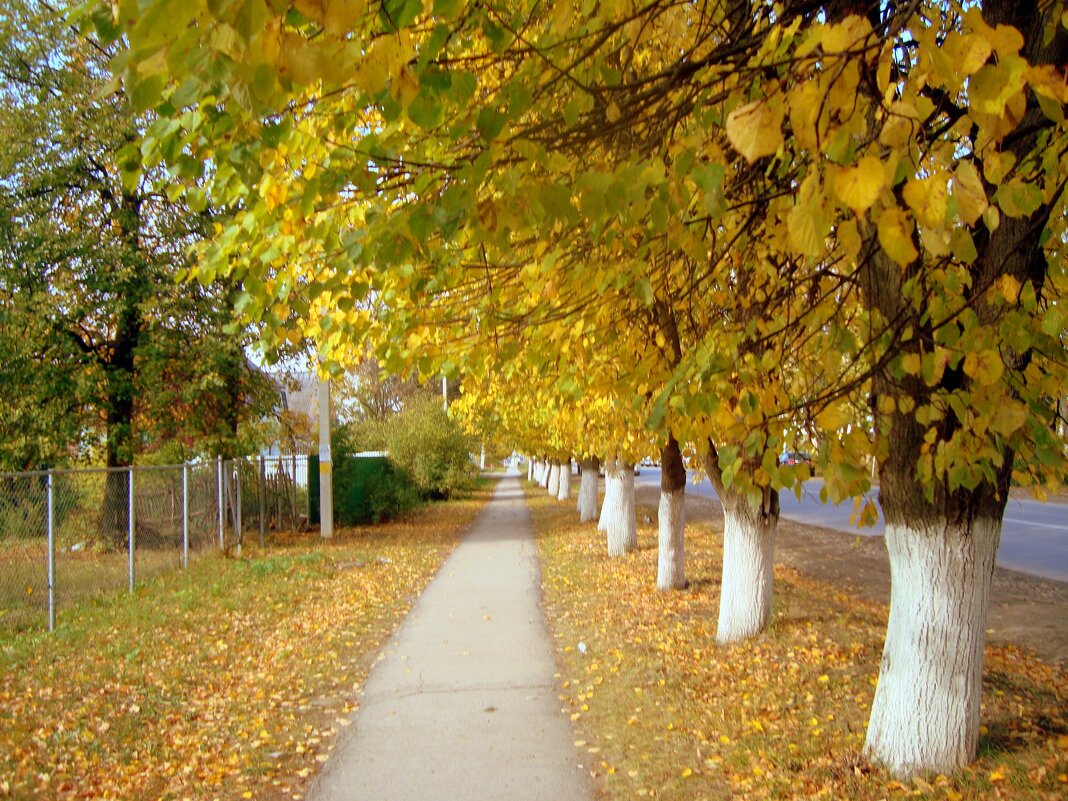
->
<box><xmin>0</xmin><ymin>0</ymin><xmax>272</xmax><ymax>488</ymax></box>
<box><xmin>108</xmin><ymin>0</ymin><xmax>1067</xmax><ymax>777</ymax></box>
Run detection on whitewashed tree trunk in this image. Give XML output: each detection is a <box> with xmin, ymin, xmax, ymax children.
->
<box><xmin>864</xmin><ymin>519</ymin><xmax>1000</xmax><ymax>777</ymax></box>
<box><xmin>547</xmin><ymin>461</ymin><xmax>560</xmax><ymax>497</ymax></box>
<box><xmin>539</xmin><ymin>459</ymin><xmax>549</xmax><ymax>488</ymax></box>
<box><xmin>657</xmin><ymin>490</ymin><xmax>686</xmax><ymax>590</ymax></box>
<box><xmin>657</xmin><ymin>436</ymin><xmax>687</xmax><ymax>590</ymax></box>
<box><xmin>527</xmin><ymin>458</ymin><xmax>534</xmax><ymax>482</ymax></box>
<box><xmin>717</xmin><ymin>489</ymin><xmax>778</xmax><ymax>644</ymax></box>
<box><xmin>577</xmin><ymin>458</ymin><xmax>600</xmax><ymax>522</ymax></box>
<box><xmin>557</xmin><ymin>458</ymin><xmax>572</xmax><ymax>501</ymax></box>
<box><xmin>605</xmin><ymin>461</ymin><xmax>637</xmax><ymax>556</ymax></box>
<box><xmin>597</xmin><ymin>458</ymin><xmax>615</xmax><ymax>531</ymax></box>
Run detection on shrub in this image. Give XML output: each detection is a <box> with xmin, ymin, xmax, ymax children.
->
<box><xmin>332</xmin><ymin>455</ymin><xmax>420</xmax><ymax>525</ymax></box>
<box><xmin>383</xmin><ymin>398</ymin><xmax>477</xmax><ymax>499</ymax></box>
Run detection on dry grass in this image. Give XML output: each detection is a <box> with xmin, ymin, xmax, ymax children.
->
<box><xmin>528</xmin><ymin>488</ymin><xmax>1068</xmax><ymax>801</ymax></box>
<box><xmin>0</xmin><ymin>486</ymin><xmax>492</xmax><ymax>801</ymax></box>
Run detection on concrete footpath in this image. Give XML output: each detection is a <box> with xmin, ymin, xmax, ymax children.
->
<box><xmin>308</xmin><ymin>476</ymin><xmax>594</xmax><ymax>801</ymax></box>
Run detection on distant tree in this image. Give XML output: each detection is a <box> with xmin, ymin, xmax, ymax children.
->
<box><xmin>0</xmin><ymin>1</ymin><xmax>271</xmax><ymax>492</ymax></box>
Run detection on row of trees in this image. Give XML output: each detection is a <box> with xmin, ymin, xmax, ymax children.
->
<box><xmin>102</xmin><ymin>0</ymin><xmax>1066</xmax><ymax>779</ymax></box>
<box><xmin>0</xmin><ymin>0</ymin><xmax>281</xmax><ymax>479</ymax></box>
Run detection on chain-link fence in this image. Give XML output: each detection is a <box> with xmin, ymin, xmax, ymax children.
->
<box><xmin>0</xmin><ymin>455</ymin><xmax>311</xmax><ymax>636</ymax></box>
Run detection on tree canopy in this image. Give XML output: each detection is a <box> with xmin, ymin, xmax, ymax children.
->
<box><xmin>0</xmin><ymin>0</ymin><xmax>279</xmax><ymax>469</ymax></box>
<box><xmin>98</xmin><ymin>0</ymin><xmax>1067</xmax><ymax>777</ymax></box>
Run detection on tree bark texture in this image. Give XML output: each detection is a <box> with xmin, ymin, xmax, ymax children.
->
<box><xmin>657</xmin><ymin>436</ymin><xmax>687</xmax><ymax>590</ymax></box>
<box><xmin>577</xmin><ymin>457</ymin><xmax>600</xmax><ymax>522</ymax></box>
<box><xmin>716</xmin><ymin>487</ymin><xmax>779</xmax><ymax>644</ymax></box>
<box><xmin>864</xmin><ymin>519</ymin><xmax>1000</xmax><ymax>776</ymax></box>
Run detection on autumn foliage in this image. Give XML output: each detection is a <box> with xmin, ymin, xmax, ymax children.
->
<box><xmin>530</xmin><ymin>490</ymin><xmax>1068</xmax><ymax>801</ymax></box>
<box><xmin>0</xmin><ymin>491</ymin><xmax>489</xmax><ymax>800</ymax></box>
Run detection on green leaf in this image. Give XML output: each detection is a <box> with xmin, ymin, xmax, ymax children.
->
<box><xmin>381</xmin><ymin>0</ymin><xmax>421</xmax><ymax>29</ymax></box>
<box><xmin>994</xmin><ymin>179</ymin><xmax>1043</xmax><ymax>218</ymax></box>
<box><xmin>130</xmin><ymin>74</ymin><xmax>166</xmax><ymax>112</ymax></box>
<box><xmin>476</xmin><ymin>108</ymin><xmax>507</xmax><ymax>143</ymax></box>
<box><xmin>408</xmin><ymin>92</ymin><xmax>443</xmax><ymax>130</ymax></box>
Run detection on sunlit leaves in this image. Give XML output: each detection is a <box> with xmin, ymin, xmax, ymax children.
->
<box><xmin>105</xmin><ymin>0</ymin><xmax>1068</xmax><ymax>514</ymax></box>
<box><xmin>725</xmin><ymin>99</ymin><xmax>784</xmax><ymax>163</ymax></box>
<box><xmin>875</xmin><ymin>208</ymin><xmax>918</xmax><ymax>268</ymax></box>
<box><xmin>833</xmin><ymin>157</ymin><xmax>885</xmax><ymax>216</ymax></box>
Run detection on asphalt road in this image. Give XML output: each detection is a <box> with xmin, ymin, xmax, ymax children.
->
<box><xmin>634</xmin><ymin>467</ymin><xmax>1068</xmax><ymax>584</ymax></box>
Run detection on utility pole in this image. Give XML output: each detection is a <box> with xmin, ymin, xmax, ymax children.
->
<box><xmin>318</xmin><ymin>374</ymin><xmax>334</xmax><ymax>539</ymax></box>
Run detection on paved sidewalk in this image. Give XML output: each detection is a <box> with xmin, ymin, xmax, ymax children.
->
<box><xmin>308</xmin><ymin>477</ymin><xmax>594</xmax><ymax>801</ymax></box>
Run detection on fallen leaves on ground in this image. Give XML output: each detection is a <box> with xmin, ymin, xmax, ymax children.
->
<box><xmin>529</xmin><ymin>489</ymin><xmax>1068</xmax><ymax>801</ymax></box>
<box><xmin>0</xmin><ymin>488</ymin><xmax>490</xmax><ymax>801</ymax></box>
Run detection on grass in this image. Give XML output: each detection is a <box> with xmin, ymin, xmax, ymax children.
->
<box><xmin>527</xmin><ymin>488</ymin><xmax>1068</xmax><ymax>801</ymax></box>
<box><xmin>0</xmin><ymin>485</ymin><xmax>492</xmax><ymax>801</ymax></box>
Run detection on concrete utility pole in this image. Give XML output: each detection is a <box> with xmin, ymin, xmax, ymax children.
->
<box><xmin>318</xmin><ymin>375</ymin><xmax>334</xmax><ymax>539</ymax></box>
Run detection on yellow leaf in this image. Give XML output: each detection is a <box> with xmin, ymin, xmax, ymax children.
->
<box><xmin>726</xmin><ymin>99</ymin><xmax>784</xmax><ymax>162</ymax></box>
<box><xmin>996</xmin><ymin>274</ymin><xmax>1021</xmax><ymax>303</ymax></box>
<box><xmin>606</xmin><ymin>101</ymin><xmax>621</xmax><ymax>123</ymax></box>
<box><xmin>815</xmin><ymin>404</ymin><xmax>851</xmax><ymax>431</ymax></box>
<box><xmin>822</xmin><ymin>16</ymin><xmax>872</xmax><ymax>54</ymax></box>
<box><xmin>989</xmin><ymin>399</ymin><xmax>1026</xmax><ymax>436</ymax></box>
<box><xmin>943</xmin><ymin>31</ymin><xmax>992</xmax><ymax>77</ymax></box>
<box><xmin>833</xmin><ymin>156</ymin><xmax>885</xmax><ymax>215</ymax></box>
<box><xmin>394</xmin><ymin>65</ymin><xmax>420</xmax><ymax>108</ymax></box>
<box><xmin>989</xmin><ymin>766</ymin><xmax>1006</xmax><ymax>783</ymax></box>
<box><xmin>838</xmin><ymin>218</ymin><xmax>861</xmax><ymax>265</ymax></box>
<box><xmin>954</xmin><ymin>162</ymin><xmax>988</xmax><ymax>225</ymax></box>
<box><xmin>903</xmin><ymin>176</ymin><xmax>947</xmax><ymax>229</ymax></box>
<box><xmin>324</xmin><ymin>0</ymin><xmax>367</xmax><ymax>37</ymax></box>
<box><xmin>963</xmin><ymin>349</ymin><xmax>1005</xmax><ymax>387</ymax></box>
<box><xmin>879</xmin><ymin>101</ymin><xmax>920</xmax><ymax>147</ymax></box>
<box><xmin>681</xmin><ymin>767</ymin><xmax>693</xmax><ymax>778</ymax></box>
<box><xmin>877</xmin><ymin>207</ymin><xmax>918</xmax><ymax>267</ymax></box>
<box><xmin>788</xmin><ymin>173</ymin><xmax>829</xmax><ymax>257</ymax></box>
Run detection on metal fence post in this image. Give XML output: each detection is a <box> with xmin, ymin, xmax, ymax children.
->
<box><xmin>182</xmin><ymin>461</ymin><xmax>189</xmax><ymax>569</ymax></box>
<box><xmin>235</xmin><ymin>462</ymin><xmax>243</xmax><ymax>556</ymax></box>
<box><xmin>47</xmin><ymin>470</ymin><xmax>55</xmax><ymax>632</ymax></box>
<box><xmin>217</xmin><ymin>455</ymin><xmax>224</xmax><ymax>549</ymax></box>
<box><xmin>128</xmin><ymin>467</ymin><xmax>135</xmax><ymax>593</ymax></box>
<box><xmin>258</xmin><ymin>456</ymin><xmax>266</xmax><ymax>548</ymax></box>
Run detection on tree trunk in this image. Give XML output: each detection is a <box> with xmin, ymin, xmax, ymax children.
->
<box><xmin>717</xmin><ymin>486</ymin><xmax>778</xmax><ymax>644</ymax></box>
<box><xmin>527</xmin><ymin>458</ymin><xmax>533</xmax><ymax>482</ymax></box>
<box><xmin>577</xmin><ymin>457</ymin><xmax>600</xmax><ymax>522</ymax></box>
<box><xmin>605</xmin><ymin>460</ymin><xmax>637</xmax><ymax>556</ymax></box>
<box><xmin>598</xmin><ymin>456</ymin><xmax>617</xmax><ymax>532</ymax></box>
<box><xmin>657</xmin><ymin>435</ymin><xmax>687</xmax><ymax>590</ymax></box>
<box><xmin>547</xmin><ymin>461</ymin><xmax>560</xmax><ymax>497</ymax></box>
<box><xmin>556</xmin><ymin>458</ymin><xmax>572</xmax><ymax>501</ymax></box>
<box><xmin>98</xmin><ymin>294</ymin><xmax>140</xmax><ymax>548</ymax></box>
<box><xmin>838</xmin><ymin>0</ymin><xmax>1062</xmax><ymax>776</ymax></box>
<box><xmin>864</xmin><ymin>519</ymin><xmax>1000</xmax><ymax>776</ymax></box>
